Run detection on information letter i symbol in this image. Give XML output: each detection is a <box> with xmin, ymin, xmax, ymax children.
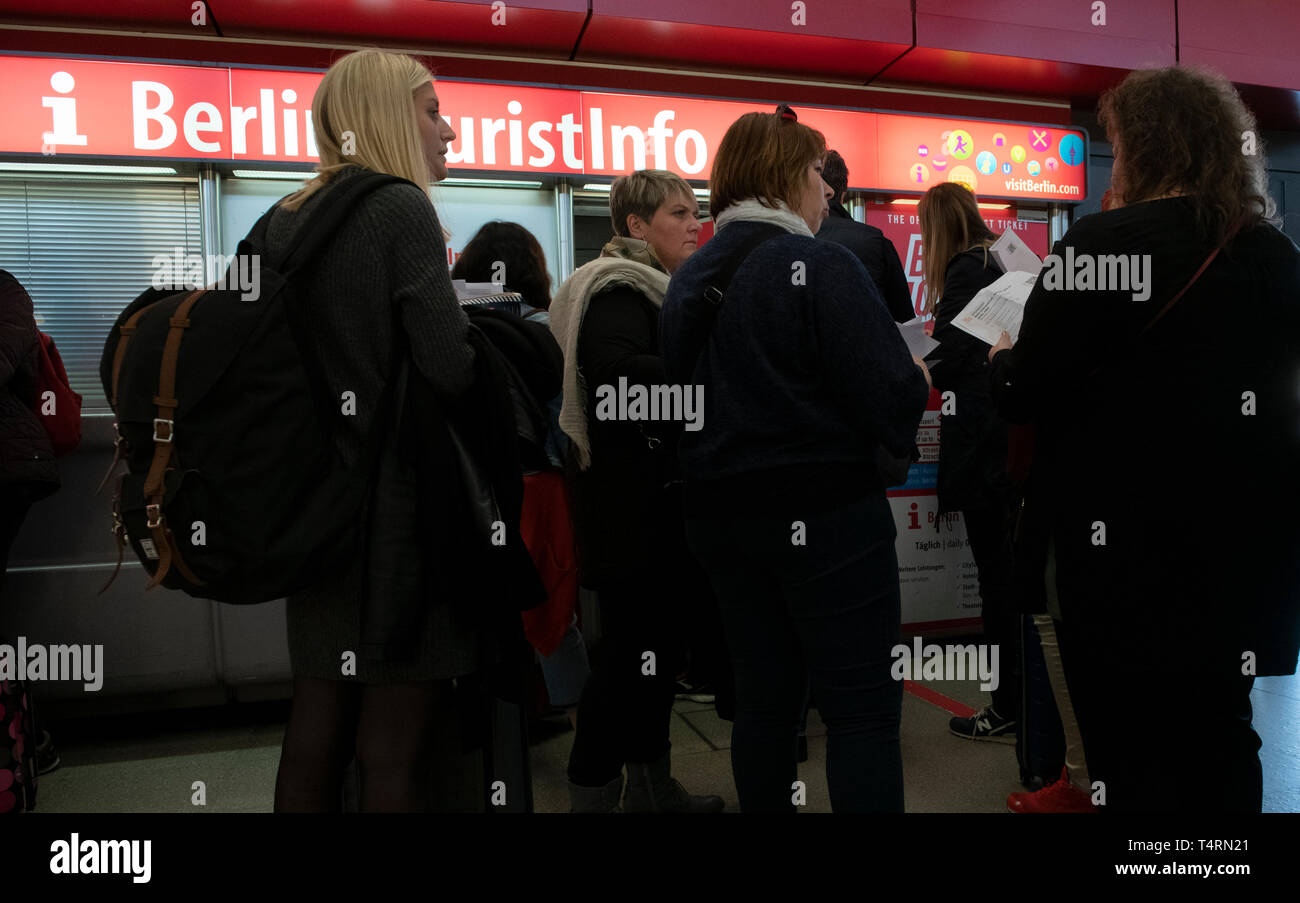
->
<box><xmin>42</xmin><ymin>71</ymin><xmax>89</xmax><ymax>147</ymax></box>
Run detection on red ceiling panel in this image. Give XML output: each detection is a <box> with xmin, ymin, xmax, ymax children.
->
<box><xmin>0</xmin><ymin>22</ymin><xmax>1073</xmax><ymax>125</ymax></box>
<box><xmin>879</xmin><ymin>48</ymin><xmax>1130</xmax><ymax>101</ymax></box>
<box><xmin>578</xmin><ymin>0</ymin><xmax>912</xmax><ymax>80</ymax></box>
<box><xmin>879</xmin><ymin>0</ymin><xmax>1174</xmax><ymax>101</ymax></box>
<box><xmin>588</xmin><ymin>0</ymin><xmax>913</xmax><ymax>40</ymax></box>
<box><xmin>213</xmin><ymin>0</ymin><xmax>587</xmax><ymax>56</ymax></box>
<box><xmin>912</xmin><ymin>0</ymin><xmax>1175</xmax><ymax>70</ymax></box>
<box><xmin>0</xmin><ymin>0</ymin><xmax>218</xmax><ymax>35</ymax></box>
<box><xmin>1179</xmin><ymin>0</ymin><xmax>1300</xmax><ymax>92</ymax></box>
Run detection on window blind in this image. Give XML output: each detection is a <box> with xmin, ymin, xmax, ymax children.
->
<box><xmin>0</xmin><ymin>178</ymin><xmax>202</xmax><ymax>415</ymax></box>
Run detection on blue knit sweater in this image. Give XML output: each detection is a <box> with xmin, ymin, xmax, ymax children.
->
<box><xmin>660</xmin><ymin>220</ymin><xmax>929</xmax><ymax>514</ymax></box>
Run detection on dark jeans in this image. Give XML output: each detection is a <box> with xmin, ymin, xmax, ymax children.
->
<box><xmin>962</xmin><ymin>500</ymin><xmax>1021</xmax><ymax>720</ymax></box>
<box><xmin>686</xmin><ymin>491</ymin><xmax>904</xmax><ymax>813</ymax></box>
<box><xmin>566</xmin><ymin>573</ymin><xmax>688</xmax><ymax>786</ymax></box>
<box><xmin>1057</xmin><ymin>619</ymin><xmax>1262</xmax><ymax>812</ymax></box>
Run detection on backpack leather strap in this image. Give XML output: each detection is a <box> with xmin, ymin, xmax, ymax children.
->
<box><xmin>97</xmin><ymin>297</ymin><xmax>168</xmax><ymax>496</ymax></box>
<box><xmin>144</xmin><ymin>290</ymin><xmax>205</xmax><ymax>589</ymax></box>
<box><xmin>110</xmin><ymin>299</ymin><xmax>163</xmax><ymax>411</ymax></box>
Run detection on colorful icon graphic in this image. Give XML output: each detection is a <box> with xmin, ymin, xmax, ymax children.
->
<box><xmin>975</xmin><ymin>151</ymin><xmax>997</xmax><ymax>175</ymax></box>
<box><xmin>1027</xmin><ymin>160</ymin><xmax>1041</xmax><ymax>176</ymax></box>
<box><xmin>917</xmin><ymin>144</ymin><xmax>929</xmax><ymax>157</ymax></box>
<box><xmin>931</xmin><ymin>157</ymin><xmax>948</xmax><ymax>170</ymax></box>
<box><xmin>1001</xmin><ymin>162</ymin><xmax>1013</xmax><ymax>174</ymax></box>
<box><xmin>947</xmin><ymin>165</ymin><xmax>977</xmax><ymax>191</ymax></box>
<box><xmin>1030</xmin><ymin>128</ymin><xmax>1051</xmax><ymax>152</ymax></box>
<box><xmin>946</xmin><ymin>129</ymin><xmax>974</xmax><ymax>160</ymax></box>
<box><xmin>993</xmin><ymin>132</ymin><xmax>1006</xmax><ymax>147</ymax></box>
<box><xmin>1058</xmin><ymin>134</ymin><xmax>1085</xmax><ymax>166</ymax></box>
<box><xmin>1010</xmin><ymin>145</ymin><xmax>1026</xmax><ymax>163</ymax></box>
<box><xmin>910</xmin><ymin>163</ymin><xmax>930</xmax><ymax>184</ymax></box>
<box><xmin>1045</xmin><ymin>157</ymin><xmax>1059</xmax><ymax>172</ymax></box>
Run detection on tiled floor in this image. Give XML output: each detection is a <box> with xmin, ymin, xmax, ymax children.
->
<box><xmin>30</xmin><ymin>672</ymin><xmax>1299</xmax><ymax>813</ymax></box>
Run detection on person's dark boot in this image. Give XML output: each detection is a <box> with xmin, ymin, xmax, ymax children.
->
<box><xmin>568</xmin><ymin>775</ymin><xmax>624</xmax><ymax>813</ymax></box>
<box><xmin>623</xmin><ymin>752</ymin><xmax>724</xmax><ymax>813</ymax></box>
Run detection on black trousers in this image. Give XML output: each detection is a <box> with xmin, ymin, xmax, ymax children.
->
<box><xmin>687</xmin><ymin>492</ymin><xmax>904</xmax><ymax>813</ymax></box>
<box><xmin>962</xmin><ymin>499</ymin><xmax>1021</xmax><ymax>720</ymax></box>
<box><xmin>566</xmin><ymin>571</ymin><xmax>689</xmax><ymax>786</ymax></box>
<box><xmin>1056</xmin><ymin>618</ymin><xmax>1262</xmax><ymax>812</ymax></box>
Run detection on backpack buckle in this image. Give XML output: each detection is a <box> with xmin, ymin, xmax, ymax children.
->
<box><xmin>153</xmin><ymin>419</ymin><xmax>174</xmax><ymax>443</ymax></box>
<box><xmin>146</xmin><ymin>503</ymin><xmax>163</xmax><ymax>529</ymax></box>
<box><xmin>703</xmin><ymin>285</ymin><xmax>724</xmax><ymax>307</ymax></box>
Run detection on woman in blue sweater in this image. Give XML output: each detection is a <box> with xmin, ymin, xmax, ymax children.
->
<box><xmin>661</xmin><ymin>109</ymin><xmax>931</xmax><ymax>812</ymax></box>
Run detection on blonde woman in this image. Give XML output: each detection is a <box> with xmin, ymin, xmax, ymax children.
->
<box><xmin>266</xmin><ymin>49</ymin><xmax>478</xmax><ymax>812</ymax></box>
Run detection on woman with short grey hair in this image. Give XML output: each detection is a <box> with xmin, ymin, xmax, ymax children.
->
<box><xmin>549</xmin><ymin>169</ymin><xmax>722</xmax><ymax>813</ymax></box>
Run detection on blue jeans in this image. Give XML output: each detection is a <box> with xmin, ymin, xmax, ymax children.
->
<box><xmin>686</xmin><ymin>491</ymin><xmax>904</xmax><ymax>812</ymax></box>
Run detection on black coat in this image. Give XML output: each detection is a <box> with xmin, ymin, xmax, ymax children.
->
<box><xmin>924</xmin><ymin>248</ymin><xmax>1011</xmax><ymax>514</ymax></box>
<box><xmin>566</xmin><ymin>284</ymin><xmax>684</xmax><ymax>588</ymax></box>
<box><xmin>361</xmin><ymin>319</ymin><xmax>547</xmax><ymax>679</ymax></box>
<box><xmin>990</xmin><ymin>198</ymin><xmax>1300</xmax><ymax>677</ymax></box>
<box><xmin>816</xmin><ymin>200</ymin><xmax>915</xmax><ymax>323</ymax></box>
<box><xmin>0</xmin><ymin>270</ymin><xmax>57</xmax><ymax>500</ymax></box>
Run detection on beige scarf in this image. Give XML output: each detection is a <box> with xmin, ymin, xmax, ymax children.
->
<box><xmin>549</xmin><ymin>236</ymin><xmax>670</xmax><ymax>469</ymax></box>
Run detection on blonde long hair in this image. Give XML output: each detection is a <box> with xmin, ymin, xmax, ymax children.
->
<box><xmin>280</xmin><ymin>49</ymin><xmax>435</xmax><ymax>211</ymax></box>
<box><xmin>917</xmin><ymin>182</ymin><xmax>996</xmax><ymax>316</ymax></box>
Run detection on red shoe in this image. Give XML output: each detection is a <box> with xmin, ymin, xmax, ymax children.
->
<box><xmin>1007</xmin><ymin>766</ymin><xmax>1095</xmax><ymax>813</ymax></box>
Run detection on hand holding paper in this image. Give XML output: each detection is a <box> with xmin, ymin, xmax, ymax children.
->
<box><xmin>951</xmin><ymin>271</ymin><xmax>1038</xmax><ymax>345</ymax></box>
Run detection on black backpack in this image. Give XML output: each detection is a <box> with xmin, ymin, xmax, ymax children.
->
<box><xmin>98</xmin><ymin>172</ymin><xmax>408</xmax><ymax>603</ymax></box>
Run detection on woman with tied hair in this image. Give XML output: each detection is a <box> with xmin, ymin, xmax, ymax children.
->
<box><xmin>661</xmin><ymin>108</ymin><xmax>931</xmax><ymax>812</ymax></box>
<box><xmin>989</xmin><ymin>65</ymin><xmax>1300</xmax><ymax>812</ymax></box>
<box><xmin>265</xmin><ymin>49</ymin><xmax>480</xmax><ymax>812</ymax></box>
<box><xmin>915</xmin><ymin>183</ymin><xmax>1022</xmax><ymax>746</ymax></box>
<box><xmin>549</xmin><ymin>169</ymin><xmax>723</xmax><ymax>813</ymax></box>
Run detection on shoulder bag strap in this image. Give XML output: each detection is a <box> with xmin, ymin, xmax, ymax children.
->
<box><xmin>1087</xmin><ymin>221</ymin><xmax>1242</xmax><ymax>379</ymax></box>
<box><xmin>1138</xmin><ymin>233</ymin><xmax>1234</xmax><ymax>337</ymax></box>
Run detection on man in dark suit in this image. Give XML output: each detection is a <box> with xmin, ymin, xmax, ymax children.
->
<box><xmin>816</xmin><ymin>151</ymin><xmax>916</xmax><ymax>323</ymax></box>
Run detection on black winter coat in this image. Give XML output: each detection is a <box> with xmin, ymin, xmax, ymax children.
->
<box><xmin>816</xmin><ymin>200</ymin><xmax>915</xmax><ymax>323</ymax></box>
<box><xmin>924</xmin><ymin>248</ymin><xmax>1011</xmax><ymax>514</ymax></box>
<box><xmin>0</xmin><ymin>270</ymin><xmax>57</xmax><ymax>500</ymax></box>
<box><xmin>990</xmin><ymin>197</ymin><xmax>1300</xmax><ymax>677</ymax></box>
<box><xmin>566</xmin><ymin>284</ymin><xmax>684</xmax><ymax>588</ymax></box>
<box><xmin>361</xmin><ymin>318</ymin><xmax>550</xmax><ymax>666</ymax></box>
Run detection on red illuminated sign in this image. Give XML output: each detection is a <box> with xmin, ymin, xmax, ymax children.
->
<box><xmin>0</xmin><ymin>55</ymin><xmax>1087</xmax><ymax>203</ymax></box>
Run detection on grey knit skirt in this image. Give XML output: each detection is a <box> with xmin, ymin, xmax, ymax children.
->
<box><xmin>285</xmin><ymin>557</ymin><xmax>480</xmax><ymax>683</ymax></box>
